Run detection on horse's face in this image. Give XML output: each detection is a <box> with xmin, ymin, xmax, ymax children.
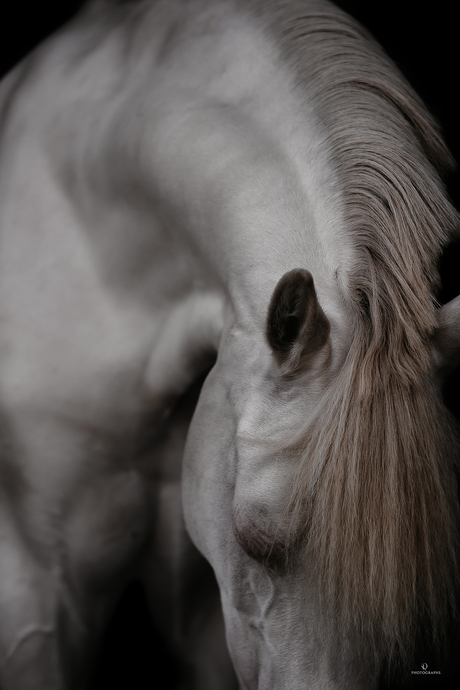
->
<box><xmin>182</xmin><ymin>269</ymin><xmax>349</xmax><ymax>687</ymax></box>
<box><xmin>182</xmin><ymin>269</ymin><xmax>460</xmax><ymax>688</ymax></box>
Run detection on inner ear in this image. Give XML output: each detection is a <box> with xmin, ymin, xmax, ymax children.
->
<box><xmin>266</xmin><ymin>268</ymin><xmax>330</xmax><ymax>367</ymax></box>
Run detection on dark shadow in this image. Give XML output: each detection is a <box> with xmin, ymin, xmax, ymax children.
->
<box><xmin>90</xmin><ymin>580</ymin><xmax>180</xmax><ymax>690</ymax></box>
<box><xmin>0</xmin><ymin>1</ymin><xmax>86</xmax><ymax>79</ymax></box>
<box><xmin>378</xmin><ymin>627</ymin><xmax>460</xmax><ymax>690</ymax></box>
<box><xmin>438</xmin><ymin>238</ymin><xmax>460</xmax><ymax>307</ymax></box>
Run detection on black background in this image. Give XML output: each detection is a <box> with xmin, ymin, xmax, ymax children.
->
<box><xmin>1</xmin><ymin>2</ymin><xmax>459</xmax><ymax>689</ymax></box>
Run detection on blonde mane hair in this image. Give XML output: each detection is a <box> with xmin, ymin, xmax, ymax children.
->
<box><xmin>244</xmin><ymin>0</ymin><xmax>460</xmax><ymax>666</ymax></box>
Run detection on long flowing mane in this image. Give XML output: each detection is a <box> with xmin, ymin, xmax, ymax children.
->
<box><xmin>244</xmin><ymin>0</ymin><xmax>460</xmax><ymax>666</ymax></box>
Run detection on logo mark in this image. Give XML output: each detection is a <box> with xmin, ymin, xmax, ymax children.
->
<box><xmin>411</xmin><ymin>661</ymin><xmax>439</xmax><ymax>675</ymax></box>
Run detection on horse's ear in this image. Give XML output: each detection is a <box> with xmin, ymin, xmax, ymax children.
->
<box><xmin>266</xmin><ymin>269</ymin><xmax>330</xmax><ymax>369</ymax></box>
<box><xmin>433</xmin><ymin>294</ymin><xmax>460</xmax><ymax>377</ymax></box>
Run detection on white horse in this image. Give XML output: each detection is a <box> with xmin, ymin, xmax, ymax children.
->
<box><xmin>0</xmin><ymin>1</ymin><xmax>459</xmax><ymax>688</ymax></box>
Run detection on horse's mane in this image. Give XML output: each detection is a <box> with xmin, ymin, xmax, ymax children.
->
<box><xmin>242</xmin><ymin>0</ymin><xmax>460</xmax><ymax>667</ymax></box>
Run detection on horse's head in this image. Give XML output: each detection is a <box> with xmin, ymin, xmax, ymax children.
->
<box><xmin>231</xmin><ymin>268</ymin><xmax>333</xmax><ymax>565</ymax></box>
<box><xmin>182</xmin><ymin>268</ymin><xmax>460</xmax><ymax>688</ymax></box>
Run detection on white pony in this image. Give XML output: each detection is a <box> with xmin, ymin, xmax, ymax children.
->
<box><xmin>0</xmin><ymin>1</ymin><xmax>459</xmax><ymax>688</ymax></box>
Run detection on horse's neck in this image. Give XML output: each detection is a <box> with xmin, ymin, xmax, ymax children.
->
<box><xmin>146</xmin><ymin>104</ymin><xmax>333</xmax><ymax>321</ymax></box>
<box><xmin>42</xmin><ymin>0</ymin><xmax>350</xmax><ymax>331</ymax></box>
<box><xmin>1</xmin><ymin>3</ymin><xmax>351</xmax><ymax>334</ymax></box>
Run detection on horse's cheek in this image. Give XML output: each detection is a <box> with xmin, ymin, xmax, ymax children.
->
<box><xmin>231</xmin><ymin>454</ymin><xmax>294</xmax><ymax>567</ymax></box>
<box><xmin>182</xmin><ymin>370</ymin><xmax>237</xmax><ymax>561</ymax></box>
